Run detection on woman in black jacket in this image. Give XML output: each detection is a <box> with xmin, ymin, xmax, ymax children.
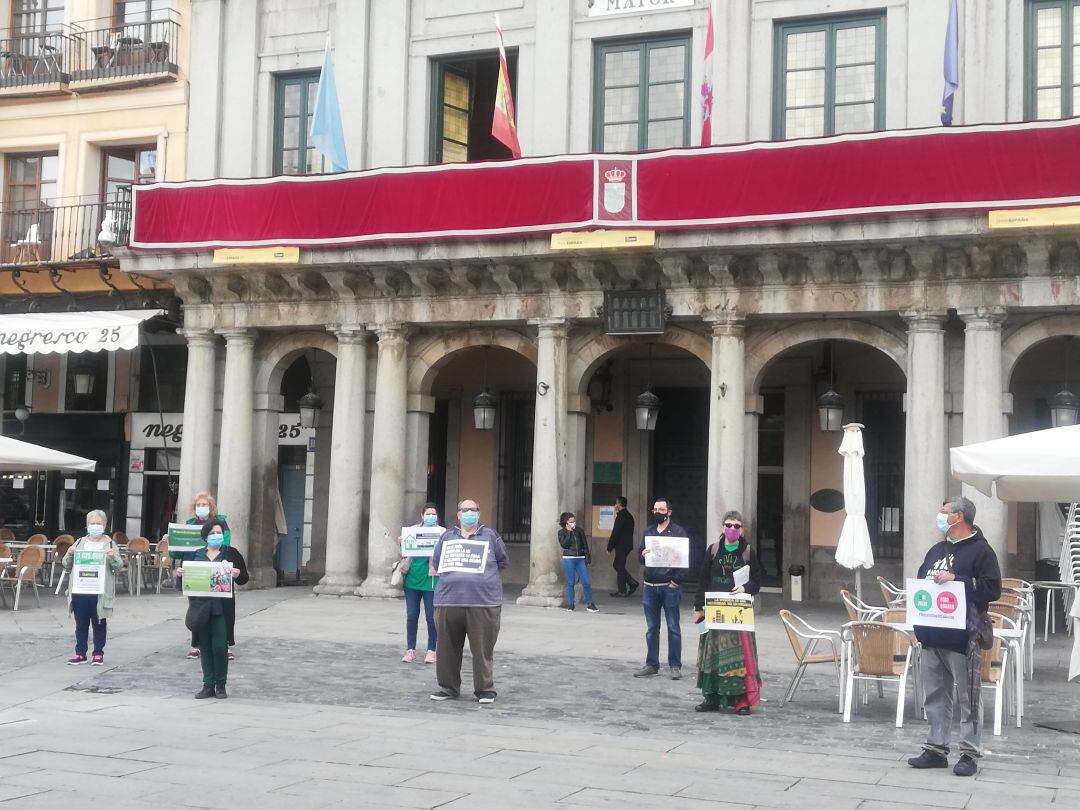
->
<box><xmin>558</xmin><ymin>512</ymin><xmax>598</xmax><ymax>613</ymax></box>
<box><xmin>691</xmin><ymin>510</ymin><xmax>762</xmax><ymax>714</ymax></box>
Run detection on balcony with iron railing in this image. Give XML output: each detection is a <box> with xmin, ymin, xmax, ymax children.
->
<box><xmin>1</xmin><ymin>187</ymin><xmax>131</xmax><ymax>268</ymax></box>
<box><xmin>0</xmin><ymin>10</ymin><xmax>180</xmax><ymax>98</ymax></box>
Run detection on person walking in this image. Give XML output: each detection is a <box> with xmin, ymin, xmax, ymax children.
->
<box><xmin>400</xmin><ymin>503</ymin><xmax>441</xmax><ymax>664</ymax></box>
<box><xmin>62</xmin><ymin>510</ymin><xmax>124</xmax><ymax>666</ymax></box>
<box><xmin>692</xmin><ymin>510</ymin><xmax>763</xmax><ymax>714</ymax></box>
<box><xmin>558</xmin><ymin>512</ymin><xmax>598</xmax><ymax>613</ymax></box>
<box><xmin>430</xmin><ymin>499</ymin><xmax>509</xmax><ymax>704</ymax></box>
<box><xmin>634</xmin><ymin>497</ymin><xmax>688</xmax><ymax>680</ymax></box>
<box><xmin>176</xmin><ymin>520</ymin><xmax>248</xmax><ymax>699</ymax></box>
<box><xmin>608</xmin><ymin>496</ymin><xmax>638</xmax><ymax>597</ymax></box>
<box><xmin>907</xmin><ymin>496</ymin><xmax>1001</xmax><ymax>777</ymax></box>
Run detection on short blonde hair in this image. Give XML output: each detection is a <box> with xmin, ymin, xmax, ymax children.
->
<box><xmin>192</xmin><ymin>492</ymin><xmax>217</xmax><ymax>516</ymax></box>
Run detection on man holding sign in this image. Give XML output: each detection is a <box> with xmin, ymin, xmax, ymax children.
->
<box><xmin>907</xmin><ymin>496</ymin><xmax>1001</xmax><ymax>777</ymax></box>
<box><xmin>634</xmin><ymin>497</ymin><xmax>689</xmax><ymax>680</ymax></box>
<box><xmin>430</xmin><ymin>498</ymin><xmax>509</xmax><ymax>704</ymax></box>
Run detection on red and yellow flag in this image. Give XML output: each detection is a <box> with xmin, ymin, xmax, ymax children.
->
<box><xmin>492</xmin><ymin>19</ymin><xmax>521</xmax><ymax>159</ymax></box>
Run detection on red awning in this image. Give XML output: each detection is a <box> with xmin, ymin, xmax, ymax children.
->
<box><xmin>130</xmin><ymin>119</ymin><xmax>1080</xmax><ymax>251</ymax></box>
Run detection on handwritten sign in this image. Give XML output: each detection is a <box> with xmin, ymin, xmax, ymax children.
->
<box><xmin>401</xmin><ymin>526</ymin><xmax>444</xmax><ymax>557</ymax></box>
<box><xmin>437</xmin><ymin>540</ymin><xmax>490</xmax><ymax>574</ymax></box>
<box><xmin>703</xmin><ymin>592</ymin><xmax>755</xmax><ymax>632</ymax></box>
<box><xmin>644</xmin><ymin>535</ymin><xmax>690</xmax><ymax>568</ymax></box>
<box><xmin>906</xmin><ymin>578</ymin><xmax>967</xmax><ymax>629</ymax></box>
<box><xmin>72</xmin><ymin>550</ymin><xmax>107</xmax><ymax>595</ymax></box>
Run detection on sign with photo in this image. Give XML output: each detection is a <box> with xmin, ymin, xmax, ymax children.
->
<box><xmin>437</xmin><ymin>540</ymin><xmax>490</xmax><ymax>574</ymax></box>
<box><xmin>401</xmin><ymin>526</ymin><xmax>444</xmax><ymax>557</ymax></box>
<box><xmin>643</xmin><ymin>535</ymin><xmax>690</xmax><ymax>568</ymax></box>
<box><xmin>703</xmin><ymin>592</ymin><xmax>756</xmax><ymax>632</ymax></box>
<box><xmin>906</xmin><ymin>578</ymin><xmax>967</xmax><ymax>629</ymax></box>
<box><xmin>71</xmin><ymin>550</ymin><xmax>107</xmax><ymax>595</ymax></box>
<box><xmin>181</xmin><ymin>560</ymin><xmax>233</xmax><ymax>598</ymax></box>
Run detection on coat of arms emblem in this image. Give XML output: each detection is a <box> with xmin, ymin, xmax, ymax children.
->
<box><xmin>603</xmin><ymin>167</ymin><xmax>627</xmax><ymax>214</ymax></box>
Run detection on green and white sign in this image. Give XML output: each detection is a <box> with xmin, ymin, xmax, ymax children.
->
<box><xmin>181</xmin><ymin>560</ymin><xmax>233</xmax><ymax>598</ymax></box>
<box><xmin>167</xmin><ymin>522</ymin><xmax>205</xmax><ymax>551</ymax></box>
<box><xmin>401</xmin><ymin>526</ymin><xmax>444</xmax><ymax>557</ymax></box>
<box><xmin>905</xmin><ymin>577</ymin><xmax>967</xmax><ymax>629</ymax></box>
<box><xmin>71</xmin><ymin>550</ymin><xmax>107</xmax><ymax>595</ymax></box>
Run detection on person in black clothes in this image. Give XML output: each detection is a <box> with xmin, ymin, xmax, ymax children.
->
<box><xmin>907</xmin><ymin>496</ymin><xmax>1001</xmax><ymax>778</ymax></box>
<box><xmin>558</xmin><ymin>512</ymin><xmax>598</xmax><ymax>613</ymax></box>
<box><xmin>607</xmin><ymin>496</ymin><xmax>638</xmax><ymax>597</ymax></box>
<box><xmin>633</xmin><ymin>497</ymin><xmax>687</xmax><ymax>680</ymax></box>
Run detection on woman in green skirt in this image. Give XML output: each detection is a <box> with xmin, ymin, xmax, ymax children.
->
<box><xmin>692</xmin><ymin>510</ymin><xmax>763</xmax><ymax>714</ymax></box>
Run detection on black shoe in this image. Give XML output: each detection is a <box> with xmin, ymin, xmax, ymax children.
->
<box><xmin>610</xmin><ymin>591</ymin><xmax>627</xmax><ymax>597</ymax></box>
<box><xmin>430</xmin><ymin>689</ymin><xmax>458</xmax><ymax>701</ymax></box>
<box><xmin>477</xmin><ymin>691</ymin><xmax>496</xmax><ymax>704</ymax></box>
<box><xmin>194</xmin><ymin>685</ymin><xmax>216</xmax><ymax>700</ymax></box>
<box><xmin>626</xmin><ymin>582</ymin><xmax>639</xmax><ymax>597</ymax></box>
<box><xmin>215</xmin><ymin>684</ymin><xmax>228</xmax><ymax>699</ymax></box>
<box><xmin>586</xmin><ymin>603</ymin><xmax>599</xmax><ymax>613</ymax></box>
<box><xmin>564</xmin><ymin>604</ymin><xmax>575</xmax><ymax>611</ymax></box>
<box><xmin>953</xmin><ymin>754</ymin><xmax>977</xmax><ymax>777</ymax></box>
<box><xmin>695</xmin><ymin>700</ymin><xmax>719</xmax><ymax>712</ymax></box>
<box><xmin>907</xmin><ymin>750</ymin><xmax>948</xmax><ymax>769</ymax></box>
<box><xmin>633</xmin><ymin>665</ymin><xmax>659</xmax><ymax>677</ymax></box>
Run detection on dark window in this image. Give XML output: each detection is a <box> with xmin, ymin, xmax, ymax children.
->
<box><xmin>273</xmin><ymin>72</ymin><xmax>325</xmax><ymax>175</ymax></box>
<box><xmin>65</xmin><ymin>351</ymin><xmax>109</xmax><ymax>412</ymax></box>
<box><xmin>279</xmin><ymin>355</ymin><xmax>313</xmax><ymax>412</ymax></box>
<box><xmin>137</xmin><ymin>344</ymin><xmax>187</xmax><ymax>412</ymax></box>
<box><xmin>12</xmin><ymin>0</ymin><xmax>64</xmax><ymax>34</ymax></box>
<box><xmin>114</xmin><ymin>0</ymin><xmax>170</xmax><ymax>23</ymax></box>
<box><xmin>593</xmin><ymin>35</ymin><xmax>690</xmax><ymax>152</ymax></box>
<box><xmin>1026</xmin><ymin>0</ymin><xmax>1080</xmax><ymax>119</ymax></box>
<box><xmin>856</xmin><ymin>391</ymin><xmax>905</xmax><ymax>560</ymax></box>
<box><xmin>773</xmin><ymin>13</ymin><xmax>886</xmax><ymax>139</ymax></box>
<box><xmin>2</xmin><ymin>152</ymin><xmax>58</xmax><ymax>263</ymax></box>
<box><xmin>430</xmin><ymin>51</ymin><xmax>518</xmax><ymax>163</ymax></box>
<box><xmin>3</xmin><ymin>355</ymin><xmax>27</xmax><ymax>412</ymax></box>
<box><xmin>496</xmin><ymin>391</ymin><xmax>533</xmax><ymax>543</ymax></box>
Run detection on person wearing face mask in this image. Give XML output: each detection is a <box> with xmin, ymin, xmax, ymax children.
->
<box><xmin>62</xmin><ymin>510</ymin><xmax>124</xmax><ymax>666</ymax></box>
<box><xmin>692</xmin><ymin>510</ymin><xmax>763</xmax><ymax>714</ymax></box>
<box><xmin>175</xmin><ymin>521</ymin><xmax>248</xmax><ymax>699</ymax></box>
<box><xmin>558</xmin><ymin>511</ymin><xmax>599</xmax><ymax>613</ymax></box>
<box><xmin>399</xmin><ymin>503</ymin><xmax>441</xmax><ymax>664</ymax></box>
<box><xmin>429</xmin><ymin>499</ymin><xmax>509</xmax><ymax>704</ymax></box>
<box><xmin>908</xmin><ymin>496</ymin><xmax>1000</xmax><ymax>778</ymax></box>
<box><xmin>634</xmin><ymin>497</ymin><xmax>689</xmax><ymax>679</ymax></box>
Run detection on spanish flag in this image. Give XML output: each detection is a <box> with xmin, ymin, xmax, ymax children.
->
<box><xmin>492</xmin><ymin>17</ymin><xmax>521</xmax><ymax>159</ymax></box>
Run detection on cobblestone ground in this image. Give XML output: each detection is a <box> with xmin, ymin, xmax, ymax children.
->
<box><xmin>1</xmin><ymin>586</ymin><xmax>1079</xmax><ymax>809</ymax></box>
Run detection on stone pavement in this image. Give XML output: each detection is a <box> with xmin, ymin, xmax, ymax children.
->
<box><xmin>1</xmin><ymin>586</ymin><xmax>1079</xmax><ymax>809</ymax></box>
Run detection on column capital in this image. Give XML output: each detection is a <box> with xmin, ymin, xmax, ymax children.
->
<box><xmin>217</xmin><ymin>327</ymin><xmax>256</xmax><ymax>345</ymax></box>
<box><xmin>900</xmin><ymin>310</ymin><xmax>948</xmax><ymax>332</ymax></box>
<box><xmin>180</xmin><ymin>327</ymin><xmax>217</xmax><ymax>346</ymax></box>
<box><xmin>373</xmin><ymin>322</ymin><xmax>408</xmax><ymax>344</ymax></box>
<box><xmin>528</xmin><ymin>317</ymin><xmax>569</xmax><ymax>337</ymax></box>
<box><xmin>704</xmin><ymin>312</ymin><xmax>746</xmax><ymax>337</ymax></box>
<box><xmin>957</xmin><ymin>306</ymin><xmax>1007</xmax><ymax>329</ymax></box>
<box><xmin>329</xmin><ymin>324</ymin><xmax>371</xmax><ymax>345</ymax></box>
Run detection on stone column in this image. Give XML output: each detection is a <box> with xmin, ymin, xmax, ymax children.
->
<box><xmin>315</xmin><ymin>327</ymin><xmax>370</xmax><ymax>596</ymax></box>
<box><xmin>705</xmin><ymin>315</ymin><xmax>746</xmax><ymax>544</ymax></box>
<box><xmin>216</xmin><ymin>328</ymin><xmax>256</xmax><ymax>558</ymax></box>
<box><xmin>742</xmin><ymin>394</ymin><xmax>764</xmax><ymax>548</ymax></box>
<box><xmin>177</xmin><ymin>328</ymin><xmax>217</xmax><ymax>519</ymax></box>
<box><xmin>901</xmin><ymin>311</ymin><xmax>948</xmax><ymax>579</ymax></box>
<box><xmin>358</xmin><ymin>324</ymin><xmax>408</xmax><ymax>598</ymax></box>
<box><xmin>959</xmin><ymin>307</ymin><xmax>1008</xmax><ymax>563</ymax></box>
<box><xmin>565</xmin><ymin>393</ymin><xmax>589</xmax><ymax>521</ymax></box>
<box><xmin>404</xmin><ymin>395</ymin><xmax>434</xmax><ymax>520</ymax></box>
<box><xmin>519</xmin><ymin>319</ymin><xmax>568</xmax><ymax>607</ymax></box>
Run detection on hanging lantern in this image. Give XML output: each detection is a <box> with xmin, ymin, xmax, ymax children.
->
<box><xmin>817</xmin><ymin>388</ymin><xmax>845</xmax><ymax>432</ymax></box>
<box><xmin>473</xmin><ymin>388</ymin><xmax>497</xmax><ymax>431</ymax></box>
<box><xmin>1050</xmin><ymin>386</ymin><xmax>1080</xmax><ymax>428</ymax></box>
<box><xmin>298</xmin><ymin>389</ymin><xmax>324</xmax><ymax>429</ymax></box>
<box><xmin>635</xmin><ymin>387</ymin><xmax>661</xmax><ymax>431</ymax></box>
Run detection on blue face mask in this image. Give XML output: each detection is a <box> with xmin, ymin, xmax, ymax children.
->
<box><xmin>207</xmin><ymin>533</ymin><xmax>225</xmax><ymax>548</ymax></box>
<box><xmin>423</xmin><ymin>514</ymin><xmax>438</xmax><ymax>527</ymax></box>
<box><xmin>936</xmin><ymin>513</ymin><xmax>953</xmax><ymax>535</ymax></box>
<box><xmin>461</xmin><ymin>510</ymin><xmax>479</xmax><ymax>527</ymax></box>
<box><xmin>195</xmin><ymin>505</ymin><xmax>211</xmax><ymax>520</ymax></box>
<box><xmin>87</xmin><ymin>524</ymin><xmax>105</xmax><ymax>537</ymax></box>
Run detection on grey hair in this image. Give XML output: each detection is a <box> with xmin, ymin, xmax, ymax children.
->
<box><xmin>86</xmin><ymin>509</ymin><xmax>108</xmax><ymax>526</ymax></box>
<box><xmin>943</xmin><ymin>496</ymin><xmax>975</xmax><ymax>526</ymax></box>
<box><xmin>721</xmin><ymin>510</ymin><xmax>745</xmax><ymax>525</ymax></box>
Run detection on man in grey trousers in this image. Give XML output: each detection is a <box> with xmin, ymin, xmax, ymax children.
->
<box><xmin>908</xmin><ymin>496</ymin><xmax>1001</xmax><ymax>777</ymax></box>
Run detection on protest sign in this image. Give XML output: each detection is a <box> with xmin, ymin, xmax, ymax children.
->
<box><xmin>167</xmin><ymin>522</ymin><xmax>205</xmax><ymax>551</ymax></box>
<box><xmin>182</xmin><ymin>560</ymin><xmax>233</xmax><ymax>598</ymax></box>
<box><xmin>71</xmin><ymin>550</ymin><xmax>107</xmax><ymax>595</ymax></box>
<box><xmin>703</xmin><ymin>592</ymin><xmax>755</xmax><ymax>631</ymax></box>
<box><xmin>906</xmin><ymin>578</ymin><xmax>967</xmax><ymax>629</ymax></box>
<box><xmin>401</xmin><ymin>526</ymin><xmax>444</xmax><ymax>557</ymax></box>
<box><xmin>644</xmin><ymin>535</ymin><xmax>690</xmax><ymax>568</ymax></box>
<box><xmin>437</xmin><ymin>539</ymin><xmax>490</xmax><ymax>574</ymax></box>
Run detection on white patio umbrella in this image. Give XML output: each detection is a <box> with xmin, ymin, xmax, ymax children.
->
<box><xmin>950</xmin><ymin>424</ymin><xmax>1080</xmax><ymax>502</ymax></box>
<box><xmin>0</xmin><ymin>435</ymin><xmax>96</xmax><ymax>472</ymax></box>
<box><xmin>835</xmin><ymin>423</ymin><xmax>874</xmax><ymax>601</ymax></box>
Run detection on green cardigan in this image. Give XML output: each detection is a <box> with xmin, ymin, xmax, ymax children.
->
<box><xmin>62</xmin><ymin>536</ymin><xmax>125</xmax><ymax>620</ymax></box>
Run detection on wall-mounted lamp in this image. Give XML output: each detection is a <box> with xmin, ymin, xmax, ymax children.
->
<box><xmin>298</xmin><ymin>388</ymin><xmax>324</xmax><ymax>429</ymax></box>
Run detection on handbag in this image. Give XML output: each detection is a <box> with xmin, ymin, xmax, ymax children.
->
<box><xmin>185</xmin><ymin>598</ymin><xmax>212</xmax><ymax>632</ymax></box>
<box><xmin>390</xmin><ymin>559</ymin><xmax>404</xmax><ymax>587</ymax></box>
<box><xmin>967</xmin><ymin>609</ymin><xmax>994</xmax><ymax>651</ymax></box>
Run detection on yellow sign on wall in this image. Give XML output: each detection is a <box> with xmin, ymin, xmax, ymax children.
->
<box><xmin>212</xmin><ymin>247</ymin><xmax>300</xmax><ymax>264</ymax></box>
<box><xmin>988</xmin><ymin>205</ymin><xmax>1080</xmax><ymax>229</ymax></box>
<box><xmin>550</xmin><ymin>230</ymin><xmax>656</xmax><ymax>250</ymax></box>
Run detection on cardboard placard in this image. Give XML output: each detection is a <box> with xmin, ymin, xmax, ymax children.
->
<box><xmin>703</xmin><ymin>592</ymin><xmax>755</xmax><ymax>632</ymax></box>
<box><xmin>401</xmin><ymin>526</ymin><xmax>444</xmax><ymax>557</ymax></box>
<box><xmin>181</xmin><ymin>560</ymin><xmax>233</xmax><ymax>598</ymax></box>
<box><xmin>643</xmin><ymin>535</ymin><xmax>690</xmax><ymax>568</ymax></box>
<box><xmin>167</xmin><ymin>523</ymin><xmax>204</xmax><ymax>551</ymax></box>
<box><xmin>906</xmin><ymin>578</ymin><xmax>967</xmax><ymax>629</ymax></box>
<box><xmin>437</xmin><ymin>540</ymin><xmax>490</xmax><ymax>574</ymax></box>
<box><xmin>71</xmin><ymin>550</ymin><xmax>107</xmax><ymax>595</ymax></box>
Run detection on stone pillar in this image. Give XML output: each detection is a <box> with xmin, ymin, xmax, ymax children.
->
<box><xmin>742</xmin><ymin>394</ymin><xmax>764</xmax><ymax>547</ymax></box>
<box><xmin>177</xmin><ymin>328</ymin><xmax>217</xmax><ymax>520</ymax></box>
<box><xmin>216</xmin><ymin>329</ymin><xmax>256</xmax><ymax>558</ymax></box>
<box><xmin>315</xmin><ymin>327</ymin><xmax>370</xmax><ymax>596</ymax></box>
<box><xmin>404</xmin><ymin>395</ymin><xmax>434</xmax><ymax>520</ymax></box>
<box><xmin>565</xmin><ymin>393</ymin><xmax>589</xmax><ymax>520</ymax></box>
<box><xmin>519</xmin><ymin>319</ymin><xmax>568</xmax><ymax>607</ymax></box>
<box><xmin>902</xmin><ymin>311</ymin><xmax>948</xmax><ymax>579</ymax></box>
<box><xmin>705</xmin><ymin>315</ymin><xmax>746</xmax><ymax>544</ymax></box>
<box><xmin>358</xmin><ymin>324</ymin><xmax>408</xmax><ymax>598</ymax></box>
<box><xmin>959</xmin><ymin>307</ymin><xmax>1008</xmax><ymax>563</ymax></box>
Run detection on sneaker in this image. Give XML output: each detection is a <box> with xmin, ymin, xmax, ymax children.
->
<box><xmin>586</xmin><ymin>603</ymin><xmax>599</xmax><ymax>613</ymax></box>
<box><xmin>610</xmin><ymin>591</ymin><xmax>627</xmax><ymax>598</ymax></box>
<box><xmin>215</xmin><ymin>684</ymin><xmax>228</xmax><ymax>700</ymax></box>
<box><xmin>402</xmin><ymin>649</ymin><xmax>417</xmax><ymax>663</ymax></box>
<box><xmin>670</xmin><ymin>667</ymin><xmax>682</xmax><ymax>680</ymax></box>
<box><xmin>194</xmin><ymin>685</ymin><xmax>216</xmax><ymax>700</ymax></box>
<box><xmin>633</xmin><ymin>665</ymin><xmax>659</xmax><ymax>678</ymax></box>
<box><xmin>695</xmin><ymin>700</ymin><xmax>719</xmax><ymax>712</ymax></box>
<box><xmin>91</xmin><ymin>653</ymin><xmax>104</xmax><ymax>666</ymax></box>
<box><xmin>227</xmin><ymin>649</ymin><xmax>235</xmax><ymax>661</ymax></box>
<box><xmin>564</xmin><ymin>604</ymin><xmax>575</xmax><ymax>612</ymax></box>
<box><xmin>626</xmin><ymin>582</ymin><xmax>639</xmax><ymax>597</ymax></box>
<box><xmin>186</xmin><ymin>648</ymin><xmax>200</xmax><ymax>659</ymax></box>
<box><xmin>424</xmin><ymin>650</ymin><xmax>437</xmax><ymax>664</ymax></box>
<box><xmin>953</xmin><ymin>754</ymin><xmax>977</xmax><ymax>777</ymax></box>
<box><xmin>430</xmin><ymin>689</ymin><xmax>458</xmax><ymax>701</ymax></box>
<box><xmin>67</xmin><ymin>655</ymin><xmax>87</xmax><ymax>666</ymax></box>
<box><xmin>477</xmin><ymin>691</ymin><xmax>497</xmax><ymax>704</ymax></box>
<box><xmin>907</xmin><ymin>750</ymin><xmax>949</xmax><ymax>769</ymax></box>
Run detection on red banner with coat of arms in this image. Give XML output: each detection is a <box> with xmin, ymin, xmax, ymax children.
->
<box><xmin>130</xmin><ymin>119</ymin><xmax>1080</xmax><ymax>251</ymax></box>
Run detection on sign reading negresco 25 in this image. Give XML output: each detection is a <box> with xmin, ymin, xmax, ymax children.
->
<box><xmin>588</xmin><ymin>0</ymin><xmax>694</xmax><ymax>16</ymax></box>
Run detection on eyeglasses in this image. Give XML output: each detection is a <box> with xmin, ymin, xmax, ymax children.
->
<box><xmin>461</xmin><ymin>508</ymin><xmax>479</xmax><ymax>513</ymax></box>
<box><xmin>723</xmin><ymin>523</ymin><xmax>742</xmax><ymax>529</ymax></box>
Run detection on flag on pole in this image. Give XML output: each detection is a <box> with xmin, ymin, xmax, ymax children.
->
<box><xmin>492</xmin><ymin>16</ymin><xmax>522</xmax><ymax>159</ymax></box>
<box><xmin>941</xmin><ymin>0</ymin><xmax>959</xmax><ymax>126</ymax></box>
<box><xmin>309</xmin><ymin>35</ymin><xmax>348</xmax><ymax>172</ymax></box>
<box><xmin>700</xmin><ymin>1</ymin><xmax>715</xmax><ymax>146</ymax></box>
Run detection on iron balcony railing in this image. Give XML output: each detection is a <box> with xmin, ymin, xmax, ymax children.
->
<box><xmin>1</xmin><ymin>187</ymin><xmax>131</xmax><ymax>267</ymax></box>
<box><xmin>0</xmin><ymin>28</ymin><xmax>78</xmax><ymax>90</ymax></box>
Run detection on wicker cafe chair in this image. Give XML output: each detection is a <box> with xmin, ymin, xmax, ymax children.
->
<box><xmin>842</xmin><ymin>621</ymin><xmax>915</xmax><ymax>728</ymax></box>
<box><xmin>112</xmin><ymin>531</ymin><xmax>129</xmax><ymax>546</ymax></box>
<box><xmin>26</xmin><ymin>534</ymin><xmax>47</xmax><ymax>545</ymax></box>
<box><xmin>0</xmin><ymin>528</ymin><xmax>14</xmax><ymax>544</ymax></box>
<box><xmin>124</xmin><ymin>537</ymin><xmax>151</xmax><ymax>595</ymax></box>
<box><xmin>877</xmin><ymin>576</ymin><xmax>906</xmax><ymax>607</ymax></box>
<box><xmin>985</xmin><ymin>612</ymin><xmax>1018</xmax><ymax>735</ymax></box>
<box><xmin>50</xmin><ymin>535</ymin><xmax>75</xmax><ymax>587</ymax></box>
<box><xmin>840</xmin><ymin>589</ymin><xmax>885</xmax><ymax>622</ymax></box>
<box><xmin>778</xmin><ymin>610</ymin><xmax>844</xmax><ymax>712</ymax></box>
<box><xmin>143</xmin><ymin>538</ymin><xmax>173</xmax><ymax>593</ymax></box>
<box><xmin>0</xmin><ymin>545</ymin><xmax>45</xmax><ymax>610</ymax></box>
<box><xmin>995</xmin><ymin>591</ymin><xmax>1035</xmax><ymax>679</ymax></box>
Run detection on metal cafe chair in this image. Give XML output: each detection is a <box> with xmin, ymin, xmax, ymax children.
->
<box><xmin>778</xmin><ymin>609</ymin><xmax>844</xmax><ymax>712</ymax></box>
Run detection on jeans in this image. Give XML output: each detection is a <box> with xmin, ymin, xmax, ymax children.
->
<box><xmin>404</xmin><ymin>587</ymin><xmax>436</xmax><ymax>651</ymax></box>
<box><xmin>72</xmin><ymin>594</ymin><xmax>106</xmax><ymax>656</ymax></box>
<box><xmin>642</xmin><ymin>584</ymin><xmax>681</xmax><ymax>669</ymax></box>
<box><xmin>562</xmin><ymin>557</ymin><xmax>593</xmax><ymax>606</ymax></box>
<box><xmin>922</xmin><ymin>645</ymin><xmax>984</xmax><ymax>757</ymax></box>
<box><xmin>199</xmin><ymin>612</ymin><xmax>229</xmax><ymax>686</ymax></box>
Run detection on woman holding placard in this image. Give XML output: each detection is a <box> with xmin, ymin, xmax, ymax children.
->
<box><xmin>62</xmin><ymin>510</ymin><xmax>124</xmax><ymax>666</ymax></box>
<box><xmin>176</xmin><ymin>520</ymin><xmax>247</xmax><ymax>699</ymax></box>
<box><xmin>691</xmin><ymin>510</ymin><xmax>763</xmax><ymax>715</ymax></box>
<box><xmin>399</xmin><ymin>503</ymin><xmax>442</xmax><ymax>664</ymax></box>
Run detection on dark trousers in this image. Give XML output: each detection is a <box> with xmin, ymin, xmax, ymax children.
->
<box><xmin>72</xmin><ymin>594</ymin><xmax>106</xmax><ymax>656</ymax></box>
<box><xmin>642</xmin><ymin>584</ymin><xmax>681</xmax><ymax>669</ymax></box>
<box><xmin>434</xmin><ymin>606</ymin><xmax>501</xmax><ymax>697</ymax></box>
<box><xmin>613</xmin><ymin>548</ymin><xmax>637</xmax><ymax>593</ymax></box>
<box><xmin>404</xmin><ymin>587</ymin><xmax>436</xmax><ymax>651</ymax></box>
<box><xmin>198</xmin><ymin>612</ymin><xmax>229</xmax><ymax>686</ymax></box>
<box><xmin>192</xmin><ymin>597</ymin><xmax>236</xmax><ymax>647</ymax></box>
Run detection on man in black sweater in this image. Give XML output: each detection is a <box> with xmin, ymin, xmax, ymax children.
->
<box><xmin>908</xmin><ymin>496</ymin><xmax>1001</xmax><ymax>778</ymax></box>
<box><xmin>633</xmin><ymin>497</ymin><xmax>688</xmax><ymax>680</ymax></box>
<box><xmin>607</xmin><ymin>496</ymin><xmax>638</xmax><ymax>597</ymax></box>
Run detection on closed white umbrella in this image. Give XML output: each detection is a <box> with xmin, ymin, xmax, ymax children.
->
<box><xmin>0</xmin><ymin>435</ymin><xmax>96</xmax><ymax>472</ymax></box>
<box><xmin>836</xmin><ymin>423</ymin><xmax>874</xmax><ymax>601</ymax></box>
